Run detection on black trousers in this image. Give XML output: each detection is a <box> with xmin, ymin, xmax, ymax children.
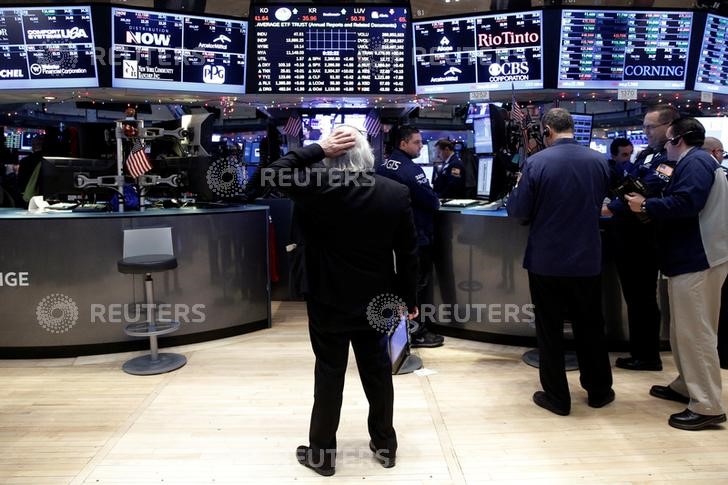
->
<box><xmin>528</xmin><ymin>272</ymin><xmax>613</xmax><ymax>408</ymax></box>
<box><xmin>306</xmin><ymin>300</ymin><xmax>397</xmax><ymax>467</ymax></box>
<box><xmin>612</xmin><ymin>222</ymin><xmax>662</xmax><ymax>362</ymax></box>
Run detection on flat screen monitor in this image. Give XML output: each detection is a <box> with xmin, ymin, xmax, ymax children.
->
<box><xmin>249</xmin><ymin>141</ymin><xmax>260</xmax><ymax>164</ymax></box>
<box><xmin>413</xmin><ymin>10</ymin><xmax>543</xmax><ymax>94</ymax></box>
<box><xmin>41</xmin><ymin>157</ymin><xmax>117</xmax><ymax>200</ymax></box>
<box><xmin>0</xmin><ymin>6</ymin><xmax>98</xmax><ymax>89</ymax></box>
<box><xmin>388</xmin><ymin>316</ymin><xmax>409</xmax><ymax>373</ymax></box>
<box><xmin>473</xmin><ymin>117</ymin><xmax>493</xmax><ymax>154</ymax></box>
<box><xmin>696</xmin><ymin>116</ymin><xmax>728</xmax><ymax>143</ymax></box>
<box><xmin>4</xmin><ymin>130</ymin><xmax>22</xmax><ymax>150</ymax></box>
<box><xmin>572</xmin><ymin>114</ymin><xmax>592</xmax><ymax>147</ymax></box>
<box><xmin>558</xmin><ymin>10</ymin><xmax>693</xmax><ymax>90</ymax></box>
<box><xmin>695</xmin><ymin>14</ymin><xmax>728</xmax><ymax>95</ymax></box>
<box><xmin>412</xmin><ymin>146</ymin><xmax>430</xmax><ymax>165</ymax></box>
<box><xmin>111</xmin><ymin>7</ymin><xmax>247</xmax><ymax>93</ymax></box>
<box><xmin>250</xmin><ymin>5</ymin><xmax>412</xmax><ymax>94</ymax></box>
<box><xmin>476</xmin><ymin>156</ymin><xmax>494</xmax><ymax>199</ymax></box>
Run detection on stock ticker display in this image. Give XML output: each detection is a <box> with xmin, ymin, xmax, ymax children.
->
<box><xmin>694</xmin><ymin>14</ymin><xmax>728</xmax><ymax>95</ymax></box>
<box><xmin>250</xmin><ymin>5</ymin><xmax>412</xmax><ymax>94</ymax></box>
<box><xmin>558</xmin><ymin>10</ymin><xmax>693</xmax><ymax>90</ymax></box>
<box><xmin>413</xmin><ymin>11</ymin><xmax>543</xmax><ymax>94</ymax></box>
<box><xmin>0</xmin><ymin>6</ymin><xmax>98</xmax><ymax>89</ymax></box>
<box><xmin>112</xmin><ymin>7</ymin><xmax>247</xmax><ymax>93</ymax></box>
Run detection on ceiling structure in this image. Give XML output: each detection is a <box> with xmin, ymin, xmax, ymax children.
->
<box><xmin>0</xmin><ymin>0</ymin><xmax>725</xmax><ymax>119</ymax></box>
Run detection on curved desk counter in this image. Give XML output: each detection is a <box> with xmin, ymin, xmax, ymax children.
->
<box><xmin>431</xmin><ymin>207</ymin><xmax>667</xmax><ymax>348</ymax></box>
<box><xmin>0</xmin><ymin>206</ymin><xmax>271</xmax><ymax>358</ymax></box>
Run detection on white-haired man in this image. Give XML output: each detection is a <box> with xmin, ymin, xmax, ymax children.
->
<box><xmin>263</xmin><ymin>126</ymin><xmax>419</xmax><ymax>476</ymax></box>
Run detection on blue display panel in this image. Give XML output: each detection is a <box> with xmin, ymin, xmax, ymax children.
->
<box><xmin>558</xmin><ymin>10</ymin><xmax>692</xmax><ymax>90</ymax></box>
<box><xmin>111</xmin><ymin>7</ymin><xmax>247</xmax><ymax>93</ymax></box>
<box><xmin>572</xmin><ymin>114</ymin><xmax>592</xmax><ymax>146</ymax></box>
<box><xmin>0</xmin><ymin>6</ymin><xmax>98</xmax><ymax>89</ymax></box>
<box><xmin>250</xmin><ymin>5</ymin><xmax>412</xmax><ymax>94</ymax></box>
<box><xmin>695</xmin><ymin>14</ymin><xmax>728</xmax><ymax>95</ymax></box>
<box><xmin>413</xmin><ymin>11</ymin><xmax>543</xmax><ymax>94</ymax></box>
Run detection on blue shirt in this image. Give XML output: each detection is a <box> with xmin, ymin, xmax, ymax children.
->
<box><xmin>507</xmin><ymin>138</ymin><xmax>610</xmax><ymax>277</ymax></box>
<box><xmin>376</xmin><ymin>148</ymin><xmax>440</xmax><ymax>246</ymax></box>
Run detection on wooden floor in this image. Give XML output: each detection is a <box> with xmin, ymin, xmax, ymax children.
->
<box><xmin>2</xmin><ymin>301</ymin><xmax>728</xmax><ymax>484</ymax></box>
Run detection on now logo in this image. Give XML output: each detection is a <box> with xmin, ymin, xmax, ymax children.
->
<box><xmin>126</xmin><ymin>31</ymin><xmax>171</xmax><ymax>46</ymax></box>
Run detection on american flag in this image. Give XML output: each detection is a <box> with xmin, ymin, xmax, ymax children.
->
<box><xmin>364</xmin><ymin>109</ymin><xmax>381</xmax><ymax>137</ymax></box>
<box><xmin>125</xmin><ymin>138</ymin><xmax>152</xmax><ymax>178</ymax></box>
<box><xmin>282</xmin><ymin>114</ymin><xmax>302</xmax><ymax>137</ymax></box>
<box><xmin>511</xmin><ymin>89</ymin><xmax>526</xmax><ymax>126</ymax></box>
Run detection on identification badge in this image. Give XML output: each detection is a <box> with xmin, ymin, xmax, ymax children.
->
<box><xmin>656</xmin><ymin>164</ymin><xmax>673</xmax><ymax>177</ymax></box>
<box><xmin>451</xmin><ymin>167</ymin><xmax>461</xmax><ymax>177</ymax></box>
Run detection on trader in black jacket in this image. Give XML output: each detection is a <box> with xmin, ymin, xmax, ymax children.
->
<box><xmin>508</xmin><ymin>108</ymin><xmax>614</xmax><ymax>416</ymax></box>
<box><xmin>263</xmin><ymin>126</ymin><xmax>418</xmax><ymax>476</ymax></box>
<box><xmin>432</xmin><ymin>138</ymin><xmax>466</xmax><ymax>199</ymax></box>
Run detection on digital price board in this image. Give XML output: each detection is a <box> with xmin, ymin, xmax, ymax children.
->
<box><xmin>558</xmin><ymin>10</ymin><xmax>693</xmax><ymax>90</ymax></box>
<box><xmin>694</xmin><ymin>14</ymin><xmax>728</xmax><ymax>95</ymax></box>
<box><xmin>413</xmin><ymin>11</ymin><xmax>543</xmax><ymax>94</ymax></box>
<box><xmin>111</xmin><ymin>7</ymin><xmax>247</xmax><ymax>93</ymax></box>
<box><xmin>0</xmin><ymin>6</ymin><xmax>98</xmax><ymax>89</ymax></box>
<box><xmin>250</xmin><ymin>5</ymin><xmax>412</xmax><ymax>94</ymax></box>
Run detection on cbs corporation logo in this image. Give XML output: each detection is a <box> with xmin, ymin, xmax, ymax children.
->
<box><xmin>36</xmin><ymin>293</ymin><xmax>79</xmax><ymax>334</ymax></box>
<box><xmin>488</xmin><ymin>62</ymin><xmax>529</xmax><ymax>77</ymax></box>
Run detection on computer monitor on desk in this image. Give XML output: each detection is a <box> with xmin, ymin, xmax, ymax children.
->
<box><xmin>41</xmin><ymin>157</ymin><xmax>118</xmax><ymax>201</ymax></box>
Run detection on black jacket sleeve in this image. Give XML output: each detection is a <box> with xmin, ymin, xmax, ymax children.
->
<box><xmin>393</xmin><ymin>192</ymin><xmax>419</xmax><ymax>312</ymax></box>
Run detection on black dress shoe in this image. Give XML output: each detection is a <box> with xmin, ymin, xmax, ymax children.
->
<box><xmin>369</xmin><ymin>440</ymin><xmax>396</xmax><ymax>468</ymax></box>
<box><xmin>532</xmin><ymin>391</ymin><xmax>570</xmax><ymax>416</ymax></box>
<box><xmin>588</xmin><ymin>389</ymin><xmax>616</xmax><ymax>408</ymax></box>
<box><xmin>668</xmin><ymin>409</ymin><xmax>727</xmax><ymax>431</ymax></box>
<box><xmin>615</xmin><ymin>357</ymin><xmax>663</xmax><ymax>371</ymax></box>
<box><xmin>296</xmin><ymin>445</ymin><xmax>335</xmax><ymax>477</ymax></box>
<box><xmin>649</xmin><ymin>385</ymin><xmax>690</xmax><ymax>404</ymax></box>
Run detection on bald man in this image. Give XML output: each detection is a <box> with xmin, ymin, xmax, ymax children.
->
<box><xmin>703</xmin><ymin>137</ymin><xmax>725</xmax><ymax>164</ymax></box>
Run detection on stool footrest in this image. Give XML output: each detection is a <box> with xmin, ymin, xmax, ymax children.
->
<box><xmin>124</xmin><ymin>320</ymin><xmax>180</xmax><ymax>337</ymax></box>
<box><xmin>122</xmin><ymin>353</ymin><xmax>187</xmax><ymax>375</ymax></box>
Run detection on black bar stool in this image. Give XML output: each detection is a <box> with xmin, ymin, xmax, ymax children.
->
<box><xmin>118</xmin><ymin>227</ymin><xmax>187</xmax><ymax>375</ymax></box>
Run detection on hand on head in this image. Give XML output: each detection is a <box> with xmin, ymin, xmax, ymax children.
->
<box><xmin>319</xmin><ymin>128</ymin><xmax>357</xmax><ymax>158</ymax></box>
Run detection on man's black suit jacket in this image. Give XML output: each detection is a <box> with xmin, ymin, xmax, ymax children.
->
<box><xmin>266</xmin><ymin>144</ymin><xmax>418</xmax><ymax>330</ymax></box>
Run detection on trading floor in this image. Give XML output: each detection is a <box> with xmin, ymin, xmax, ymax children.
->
<box><xmin>2</xmin><ymin>301</ymin><xmax>727</xmax><ymax>484</ymax></box>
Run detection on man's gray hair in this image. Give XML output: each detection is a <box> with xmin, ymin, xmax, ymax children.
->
<box><xmin>323</xmin><ymin>125</ymin><xmax>375</xmax><ymax>172</ymax></box>
<box><xmin>703</xmin><ymin>136</ymin><xmax>724</xmax><ymax>152</ymax></box>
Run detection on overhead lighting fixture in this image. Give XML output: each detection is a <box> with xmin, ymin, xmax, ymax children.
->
<box><xmin>43</xmin><ymin>96</ymin><xmax>56</xmax><ymax>101</ymax></box>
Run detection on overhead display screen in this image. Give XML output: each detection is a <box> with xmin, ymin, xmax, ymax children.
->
<box><xmin>558</xmin><ymin>10</ymin><xmax>692</xmax><ymax>90</ymax></box>
<box><xmin>0</xmin><ymin>6</ymin><xmax>98</xmax><ymax>89</ymax></box>
<box><xmin>413</xmin><ymin>11</ymin><xmax>543</xmax><ymax>94</ymax></box>
<box><xmin>694</xmin><ymin>14</ymin><xmax>728</xmax><ymax>95</ymax></box>
<box><xmin>111</xmin><ymin>7</ymin><xmax>247</xmax><ymax>93</ymax></box>
<box><xmin>251</xmin><ymin>5</ymin><xmax>412</xmax><ymax>94</ymax></box>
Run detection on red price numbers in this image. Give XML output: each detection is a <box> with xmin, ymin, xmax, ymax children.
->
<box><xmin>254</xmin><ymin>15</ymin><xmax>269</xmax><ymax>21</ymax></box>
<box><xmin>302</xmin><ymin>15</ymin><xmax>317</xmax><ymax>21</ymax></box>
<box><xmin>350</xmin><ymin>15</ymin><xmax>366</xmax><ymax>22</ymax></box>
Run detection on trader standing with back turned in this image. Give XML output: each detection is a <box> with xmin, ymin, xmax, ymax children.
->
<box><xmin>508</xmin><ymin>108</ymin><xmax>614</xmax><ymax>416</ymax></box>
<box><xmin>263</xmin><ymin>126</ymin><xmax>419</xmax><ymax>475</ymax></box>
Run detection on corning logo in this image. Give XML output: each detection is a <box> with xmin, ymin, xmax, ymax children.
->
<box><xmin>27</xmin><ymin>27</ymin><xmax>88</xmax><ymax>41</ymax></box>
<box><xmin>624</xmin><ymin>65</ymin><xmax>685</xmax><ymax>78</ymax></box>
<box><xmin>126</xmin><ymin>31</ymin><xmax>172</xmax><ymax>47</ymax></box>
<box><xmin>36</xmin><ymin>293</ymin><xmax>79</xmax><ymax>334</ymax></box>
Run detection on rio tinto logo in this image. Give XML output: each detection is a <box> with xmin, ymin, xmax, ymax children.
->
<box><xmin>478</xmin><ymin>31</ymin><xmax>539</xmax><ymax>48</ymax></box>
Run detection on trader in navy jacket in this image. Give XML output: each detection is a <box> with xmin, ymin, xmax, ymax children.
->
<box><xmin>625</xmin><ymin>118</ymin><xmax>728</xmax><ymax>431</ymax></box>
<box><xmin>432</xmin><ymin>138</ymin><xmax>466</xmax><ymax>199</ymax></box>
<box><xmin>507</xmin><ymin>108</ymin><xmax>614</xmax><ymax>416</ymax></box>
<box><xmin>377</xmin><ymin>126</ymin><xmax>444</xmax><ymax>348</ymax></box>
